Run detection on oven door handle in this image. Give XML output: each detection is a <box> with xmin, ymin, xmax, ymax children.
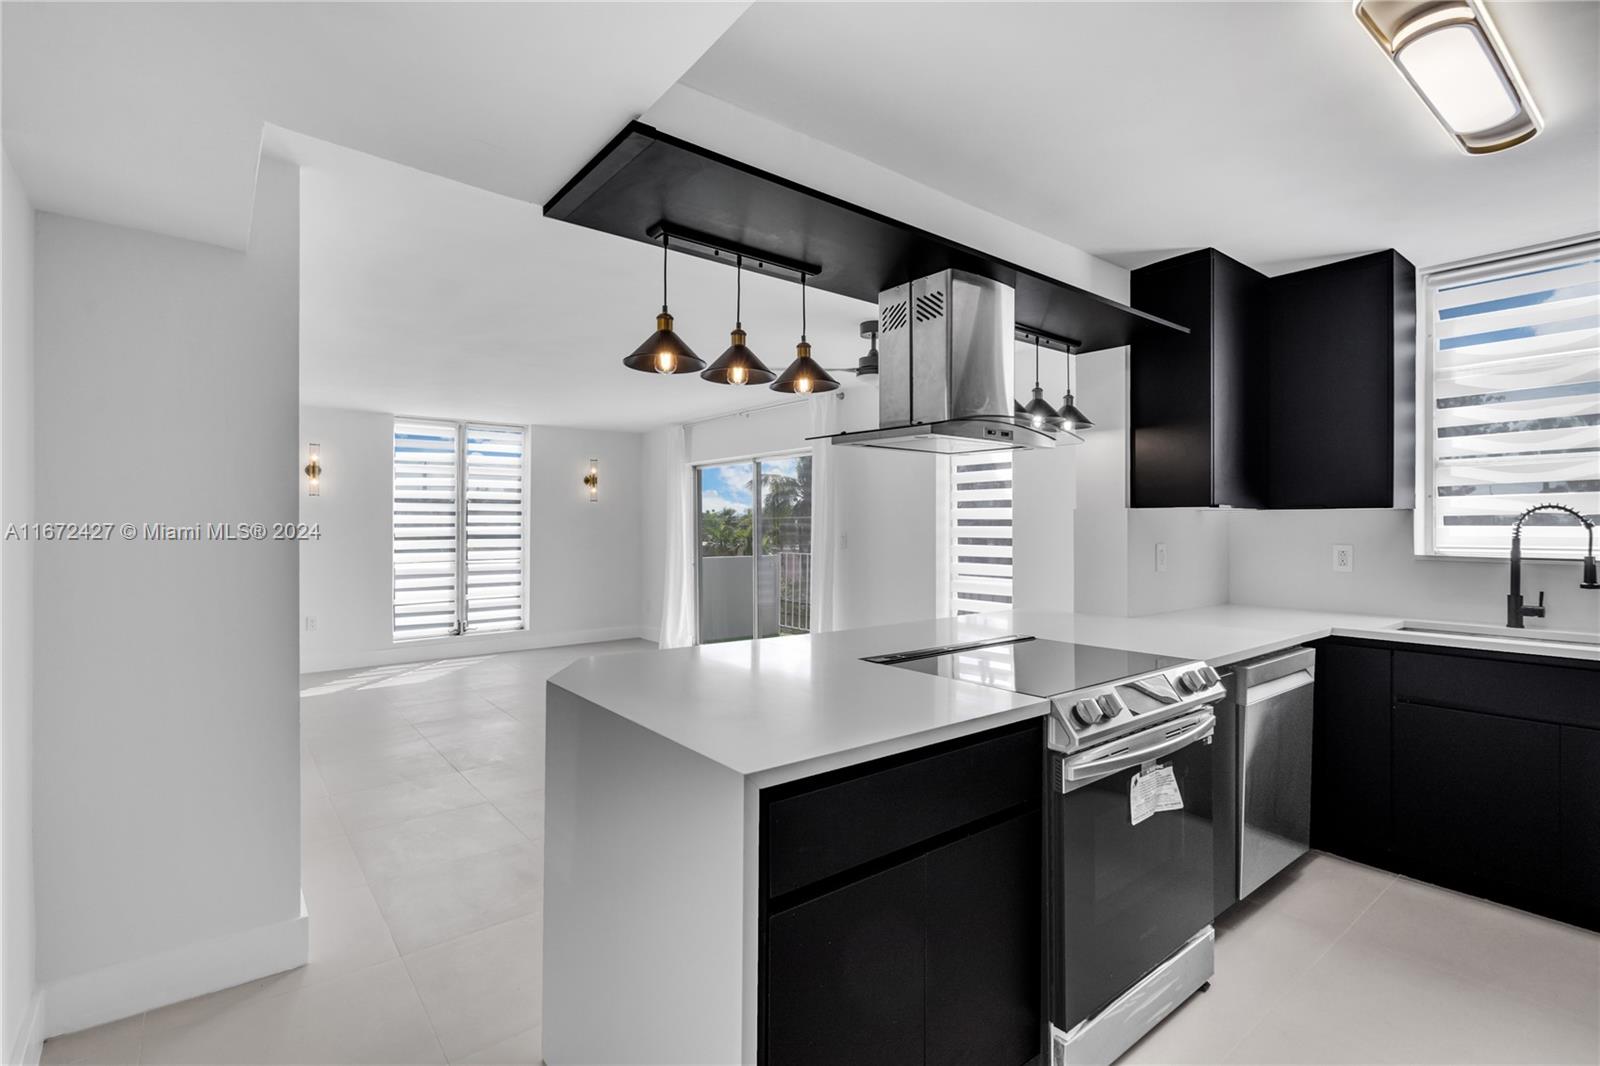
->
<box><xmin>1057</xmin><ymin>709</ymin><xmax>1215</xmax><ymax>793</ymax></box>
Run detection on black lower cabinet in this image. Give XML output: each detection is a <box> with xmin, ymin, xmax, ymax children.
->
<box><xmin>925</xmin><ymin>812</ymin><xmax>1041</xmax><ymax>1066</ymax></box>
<box><xmin>1392</xmin><ymin>701</ymin><xmax>1561</xmax><ymax>896</ymax></box>
<box><xmin>761</xmin><ymin>720</ymin><xmax>1043</xmax><ymax>1066</ymax></box>
<box><xmin>1310</xmin><ymin>642</ymin><xmax>1392</xmax><ymax>865</ymax></box>
<box><xmin>766</xmin><ymin>858</ymin><xmax>927</xmax><ymax>1066</ymax></box>
<box><xmin>1312</xmin><ymin>638</ymin><xmax>1600</xmax><ymax>932</ymax></box>
<box><xmin>1560</xmin><ymin>727</ymin><xmax>1600</xmax><ymax>923</ymax></box>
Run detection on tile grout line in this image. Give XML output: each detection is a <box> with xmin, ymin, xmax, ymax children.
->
<box><xmin>1217</xmin><ymin>871</ymin><xmax>1401</xmax><ymax>1061</ymax></box>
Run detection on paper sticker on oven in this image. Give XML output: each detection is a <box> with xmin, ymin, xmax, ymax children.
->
<box><xmin>1130</xmin><ymin>765</ymin><xmax>1183</xmax><ymax>826</ymax></box>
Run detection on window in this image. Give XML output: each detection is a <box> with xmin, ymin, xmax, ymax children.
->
<box><xmin>1421</xmin><ymin>239</ymin><xmax>1599</xmax><ymax>558</ymax></box>
<box><xmin>949</xmin><ymin>455</ymin><xmax>1013</xmax><ymax>615</ymax></box>
<box><xmin>393</xmin><ymin>419</ymin><xmax>526</xmax><ymax>640</ymax></box>
<box><xmin>695</xmin><ymin>453</ymin><xmax>813</xmax><ymax>643</ymax></box>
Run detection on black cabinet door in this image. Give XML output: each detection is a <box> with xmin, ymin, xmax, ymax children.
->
<box><xmin>1393</xmin><ymin>701</ymin><xmax>1561</xmax><ymax>894</ymax></box>
<box><xmin>1266</xmin><ymin>250</ymin><xmax>1415</xmax><ymax>508</ymax></box>
<box><xmin>1560</xmin><ymin>727</ymin><xmax>1600</xmax><ymax>916</ymax></box>
<box><xmin>1310</xmin><ymin>642</ymin><xmax>1393</xmax><ymax>863</ymax></box>
<box><xmin>925</xmin><ymin>812</ymin><xmax>1041</xmax><ymax>1066</ymax></box>
<box><xmin>1129</xmin><ymin>248</ymin><xmax>1266</xmax><ymax>508</ymax></box>
<box><xmin>765</xmin><ymin>857</ymin><xmax>926</xmax><ymax>1066</ymax></box>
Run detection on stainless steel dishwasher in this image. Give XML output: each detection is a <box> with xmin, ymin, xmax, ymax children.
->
<box><xmin>1236</xmin><ymin>647</ymin><xmax>1317</xmax><ymax>899</ymax></box>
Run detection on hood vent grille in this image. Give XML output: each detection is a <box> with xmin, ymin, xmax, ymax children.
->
<box><xmin>881</xmin><ymin>298</ymin><xmax>909</xmax><ymax>333</ymax></box>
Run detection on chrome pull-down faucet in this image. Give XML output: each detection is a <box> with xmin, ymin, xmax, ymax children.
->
<box><xmin>1506</xmin><ymin>503</ymin><xmax>1599</xmax><ymax>629</ymax></box>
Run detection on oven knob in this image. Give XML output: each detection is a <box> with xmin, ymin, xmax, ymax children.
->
<box><xmin>1177</xmin><ymin>671</ymin><xmax>1199</xmax><ymax>693</ymax></box>
<box><xmin>1072</xmin><ymin>698</ymin><xmax>1103</xmax><ymax>726</ymax></box>
<box><xmin>1198</xmin><ymin>664</ymin><xmax>1220</xmax><ymax>685</ymax></box>
<box><xmin>1097</xmin><ymin>694</ymin><xmax>1123</xmax><ymax>719</ymax></box>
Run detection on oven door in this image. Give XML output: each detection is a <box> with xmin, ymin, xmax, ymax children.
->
<box><xmin>1049</xmin><ymin>709</ymin><xmax>1215</xmax><ymax>1033</ymax></box>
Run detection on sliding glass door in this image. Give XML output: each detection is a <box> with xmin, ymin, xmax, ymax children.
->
<box><xmin>696</xmin><ymin>454</ymin><xmax>813</xmax><ymax>644</ymax></box>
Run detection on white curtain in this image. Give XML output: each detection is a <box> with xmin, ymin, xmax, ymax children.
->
<box><xmin>808</xmin><ymin>395</ymin><xmax>842</xmax><ymax>633</ymax></box>
<box><xmin>658</xmin><ymin>424</ymin><xmax>697</xmax><ymax>648</ymax></box>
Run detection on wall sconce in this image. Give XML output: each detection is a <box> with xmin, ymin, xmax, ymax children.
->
<box><xmin>304</xmin><ymin>443</ymin><xmax>322</xmax><ymax>496</ymax></box>
<box><xmin>583</xmin><ymin>458</ymin><xmax>599</xmax><ymax>503</ymax></box>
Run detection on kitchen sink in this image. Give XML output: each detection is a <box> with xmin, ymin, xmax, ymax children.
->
<box><xmin>1395</xmin><ymin>620</ymin><xmax>1600</xmax><ymax>647</ymax></box>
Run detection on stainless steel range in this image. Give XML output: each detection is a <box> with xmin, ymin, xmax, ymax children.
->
<box><xmin>867</xmin><ymin>634</ymin><xmax>1225</xmax><ymax>1066</ymax></box>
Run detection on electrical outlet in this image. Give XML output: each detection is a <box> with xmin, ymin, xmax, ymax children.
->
<box><xmin>1155</xmin><ymin>543</ymin><xmax>1169</xmax><ymax>573</ymax></box>
<box><xmin>839</xmin><ymin>532</ymin><xmax>849</xmax><ymax>550</ymax></box>
<box><xmin>304</xmin><ymin>615</ymin><xmax>317</xmax><ymax>632</ymax></box>
<box><xmin>1332</xmin><ymin>544</ymin><xmax>1354</xmax><ymax>573</ymax></box>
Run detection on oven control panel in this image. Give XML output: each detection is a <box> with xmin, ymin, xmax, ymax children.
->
<box><xmin>1049</xmin><ymin>661</ymin><xmax>1222</xmax><ymax>753</ymax></box>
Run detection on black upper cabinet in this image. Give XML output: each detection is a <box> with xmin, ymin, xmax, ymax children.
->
<box><xmin>1265</xmin><ymin>250</ymin><xmax>1416</xmax><ymax>509</ymax></box>
<box><xmin>1130</xmin><ymin>248</ymin><xmax>1416</xmax><ymax>509</ymax></box>
<box><xmin>1130</xmin><ymin>250</ymin><xmax>1267</xmax><ymax>508</ymax></box>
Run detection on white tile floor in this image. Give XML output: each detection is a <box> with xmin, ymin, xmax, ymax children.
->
<box><xmin>41</xmin><ymin>639</ymin><xmax>652</xmax><ymax>1066</ymax></box>
<box><xmin>1124</xmin><ymin>853</ymin><xmax>1600</xmax><ymax>1066</ymax></box>
<box><xmin>41</xmin><ymin>641</ymin><xmax>1600</xmax><ymax>1065</ymax></box>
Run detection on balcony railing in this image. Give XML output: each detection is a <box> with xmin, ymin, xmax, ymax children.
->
<box><xmin>776</xmin><ymin>551</ymin><xmax>811</xmax><ymax>634</ymax></box>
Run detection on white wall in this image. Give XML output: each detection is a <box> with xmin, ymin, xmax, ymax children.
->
<box><xmin>299</xmin><ymin>406</ymin><xmax>647</xmax><ymax>673</ymax></box>
<box><xmin>1229</xmin><ymin>508</ymin><xmax>1600</xmax><ymax>633</ymax></box>
<box><xmin>1</xmin><ymin>147</ymin><xmax>41</xmax><ymax>1066</ymax></box>
<box><xmin>30</xmin><ymin>157</ymin><xmax>305</xmax><ymax>1035</ymax></box>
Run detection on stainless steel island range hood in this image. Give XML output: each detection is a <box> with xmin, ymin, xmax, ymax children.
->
<box><xmin>827</xmin><ymin>268</ymin><xmax>1081</xmax><ymax>454</ymax></box>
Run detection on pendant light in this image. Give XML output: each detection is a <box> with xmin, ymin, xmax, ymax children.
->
<box><xmin>701</xmin><ymin>255</ymin><xmax>775</xmax><ymax>385</ymax></box>
<box><xmin>1021</xmin><ymin>333</ymin><xmax>1059</xmax><ymax>429</ymax></box>
<box><xmin>1056</xmin><ymin>343</ymin><xmax>1094</xmax><ymax>430</ymax></box>
<box><xmin>771</xmin><ymin>273</ymin><xmax>839</xmax><ymax>395</ymax></box>
<box><xmin>623</xmin><ymin>232</ymin><xmax>704</xmax><ymax>375</ymax></box>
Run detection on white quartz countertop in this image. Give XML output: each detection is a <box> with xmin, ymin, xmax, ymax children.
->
<box><xmin>549</xmin><ymin>604</ymin><xmax>1596</xmax><ymax>783</ymax></box>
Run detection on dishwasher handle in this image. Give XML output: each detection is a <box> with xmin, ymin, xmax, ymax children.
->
<box><xmin>1236</xmin><ymin>647</ymin><xmax>1316</xmax><ymax>705</ymax></box>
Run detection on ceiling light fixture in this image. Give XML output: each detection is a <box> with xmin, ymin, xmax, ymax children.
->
<box><xmin>1021</xmin><ymin>333</ymin><xmax>1059</xmax><ymax>430</ymax></box>
<box><xmin>1056</xmin><ymin>343</ymin><xmax>1093</xmax><ymax>431</ymax></box>
<box><xmin>1354</xmin><ymin>0</ymin><xmax>1542</xmax><ymax>154</ymax></box>
<box><xmin>701</xmin><ymin>255</ymin><xmax>775</xmax><ymax>386</ymax></box>
<box><xmin>771</xmin><ymin>273</ymin><xmax>839</xmax><ymax>395</ymax></box>
<box><xmin>623</xmin><ymin>231</ymin><xmax>704</xmax><ymax>374</ymax></box>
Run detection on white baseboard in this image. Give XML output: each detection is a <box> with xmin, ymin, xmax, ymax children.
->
<box><xmin>301</xmin><ymin>624</ymin><xmax>657</xmax><ymax>675</ymax></box>
<box><xmin>42</xmin><ymin>901</ymin><xmax>308</xmax><ymax>1040</ymax></box>
<box><xmin>7</xmin><ymin>988</ymin><xmax>47</xmax><ymax>1066</ymax></box>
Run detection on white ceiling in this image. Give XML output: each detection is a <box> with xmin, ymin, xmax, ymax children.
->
<box><xmin>5</xmin><ymin>2</ymin><xmax>1596</xmax><ymax>432</ymax></box>
<box><xmin>2</xmin><ymin>2</ymin><xmax>746</xmax><ymax>249</ymax></box>
<box><xmin>681</xmin><ymin>1</ymin><xmax>1600</xmax><ymax>273</ymax></box>
<box><xmin>291</xmin><ymin>132</ymin><xmax>872</xmax><ymax>429</ymax></box>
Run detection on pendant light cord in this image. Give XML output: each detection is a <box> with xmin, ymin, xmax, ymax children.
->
<box><xmin>800</xmin><ymin>272</ymin><xmax>808</xmax><ymax>343</ymax></box>
<box><xmin>660</xmin><ymin>231</ymin><xmax>668</xmax><ymax>313</ymax></box>
<box><xmin>735</xmin><ymin>254</ymin><xmax>743</xmax><ymax>328</ymax></box>
<box><xmin>1034</xmin><ymin>334</ymin><xmax>1042</xmax><ymax>388</ymax></box>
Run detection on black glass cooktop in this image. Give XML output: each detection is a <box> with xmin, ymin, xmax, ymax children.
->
<box><xmin>865</xmin><ymin>635</ymin><xmax>1187</xmax><ymax>697</ymax></box>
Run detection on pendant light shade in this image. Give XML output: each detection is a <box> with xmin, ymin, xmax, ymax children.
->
<box><xmin>701</xmin><ymin>256</ymin><xmax>775</xmax><ymax>385</ymax></box>
<box><xmin>1055</xmin><ymin>393</ymin><xmax>1094</xmax><ymax>430</ymax></box>
<box><xmin>1021</xmin><ymin>334</ymin><xmax>1058</xmax><ymax>430</ymax></box>
<box><xmin>1023</xmin><ymin>387</ymin><xmax>1059</xmax><ymax>429</ymax></box>
<box><xmin>771</xmin><ymin>274</ymin><xmax>839</xmax><ymax>394</ymax></box>
<box><xmin>623</xmin><ymin>233</ymin><xmax>704</xmax><ymax>375</ymax></box>
<box><xmin>1055</xmin><ymin>344</ymin><xmax>1092</xmax><ymax>430</ymax></box>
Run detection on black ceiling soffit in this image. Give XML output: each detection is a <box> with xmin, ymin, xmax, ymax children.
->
<box><xmin>543</xmin><ymin>122</ymin><xmax>1188</xmax><ymax>354</ymax></box>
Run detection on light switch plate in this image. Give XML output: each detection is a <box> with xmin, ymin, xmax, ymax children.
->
<box><xmin>1332</xmin><ymin>544</ymin><xmax>1354</xmax><ymax>573</ymax></box>
<box><xmin>1155</xmin><ymin>543</ymin><xmax>1169</xmax><ymax>573</ymax></box>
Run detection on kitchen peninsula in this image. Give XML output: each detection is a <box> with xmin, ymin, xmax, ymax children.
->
<box><xmin>542</xmin><ymin>603</ymin><xmax>1595</xmax><ymax>1066</ymax></box>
